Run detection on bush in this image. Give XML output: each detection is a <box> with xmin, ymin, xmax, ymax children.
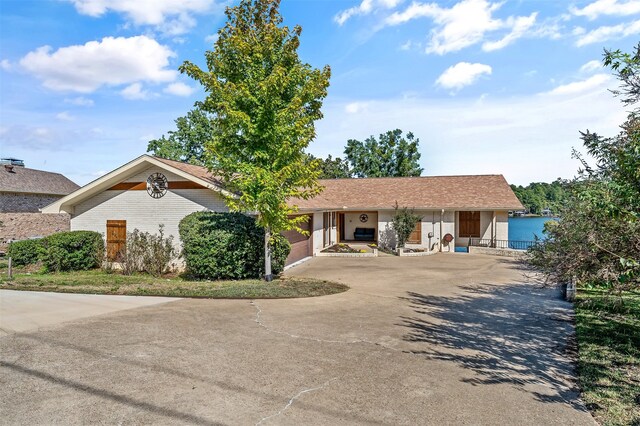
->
<box><xmin>391</xmin><ymin>202</ymin><xmax>422</xmax><ymax>248</ymax></box>
<box><xmin>39</xmin><ymin>231</ymin><xmax>104</xmax><ymax>272</ymax></box>
<box><xmin>179</xmin><ymin>212</ymin><xmax>290</xmax><ymax>280</ymax></box>
<box><xmin>7</xmin><ymin>239</ymin><xmax>43</xmax><ymax>266</ymax></box>
<box><xmin>119</xmin><ymin>225</ymin><xmax>177</xmax><ymax>277</ymax></box>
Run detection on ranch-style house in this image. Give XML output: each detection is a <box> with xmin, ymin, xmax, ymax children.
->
<box><xmin>42</xmin><ymin>155</ymin><xmax>524</xmax><ymax>267</ymax></box>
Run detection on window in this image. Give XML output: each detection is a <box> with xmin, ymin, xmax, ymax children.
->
<box><xmin>458</xmin><ymin>211</ymin><xmax>480</xmax><ymax>238</ymax></box>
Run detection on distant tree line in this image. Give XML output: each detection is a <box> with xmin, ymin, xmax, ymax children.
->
<box><xmin>510</xmin><ymin>180</ymin><xmax>569</xmax><ymax>215</ymax></box>
<box><xmin>149</xmin><ymin>124</ymin><xmax>424</xmax><ymax>179</ymax></box>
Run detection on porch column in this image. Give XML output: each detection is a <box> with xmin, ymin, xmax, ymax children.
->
<box><xmin>491</xmin><ymin>211</ymin><xmax>496</xmax><ymax>248</ymax></box>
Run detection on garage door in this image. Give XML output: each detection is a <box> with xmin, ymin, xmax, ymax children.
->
<box><xmin>282</xmin><ymin>215</ymin><xmax>312</xmax><ymax>266</ymax></box>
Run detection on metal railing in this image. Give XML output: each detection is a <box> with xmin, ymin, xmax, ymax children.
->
<box><xmin>468</xmin><ymin>238</ymin><xmax>538</xmax><ymax>251</ymax></box>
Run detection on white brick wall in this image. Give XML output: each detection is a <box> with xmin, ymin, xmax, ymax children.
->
<box><xmin>71</xmin><ymin>165</ymin><xmax>228</xmax><ymax>249</ymax></box>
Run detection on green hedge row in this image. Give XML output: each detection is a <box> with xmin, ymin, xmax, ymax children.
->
<box><xmin>7</xmin><ymin>231</ymin><xmax>104</xmax><ymax>272</ymax></box>
<box><xmin>179</xmin><ymin>212</ymin><xmax>290</xmax><ymax>280</ymax></box>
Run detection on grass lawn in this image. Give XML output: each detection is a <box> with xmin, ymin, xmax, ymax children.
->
<box><xmin>0</xmin><ymin>267</ymin><xmax>348</xmax><ymax>299</ymax></box>
<box><xmin>575</xmin><ymin>289</ymin><xmax>640</xmax><ymax>425</ymax></box>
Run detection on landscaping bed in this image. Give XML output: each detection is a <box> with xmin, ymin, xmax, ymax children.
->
<box><xmin>318</xmin><ymin>243</ymin><xmax>378</xmax><ymax>257</ymax></box>
<box><xmin>575</xmin><ymin>289</ymin><xmax>640</xmax><ymax>425</ymax></box>
<box><xmin>321</xmin><ymin>243</ymin><xmax>365</xmax><ymax>253</ymax></box>
<box><xmin>0</xmin><ymin>269</ymin><xmax>349</xmax><ymax>299</ymax></box>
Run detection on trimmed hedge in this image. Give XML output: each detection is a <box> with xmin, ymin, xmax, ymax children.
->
<box><xmin>179</xmin><ymin>212</ymin><xmax>291</xmax><ymax>280</ymax></box>
<box><xmin>39</xmin><ymin>231</ymin><xmax>104</xmax><ymax>272</ymax></box>
<box><xmin>8</xmin><ymin>231</ymin><xmax>104</xmax><ymax>272</ymax></box>
<box><xmin>7</xmin><ymin>239</ymin><xmax>43</xmax><ymax>266</ymax></box>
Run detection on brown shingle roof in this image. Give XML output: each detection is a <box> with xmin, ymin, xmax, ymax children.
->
<box><xmin>152</xmin><ymin>157</ymin><xmax>522</xmax><ymax>211</ymax></box>
<box><xmin>292</xmin><ymin>175</ymin><xmax>524</xmax><ymax>211</ymax></box>
<box><xmin>153</xmin><ymin>157</ymin><xmax>225</xmax><ymax>187</ymax></box>
<box><xmin>0</xmin><ymin>166</ymin><xmax>79</xmax><ymax>196</ymax></box>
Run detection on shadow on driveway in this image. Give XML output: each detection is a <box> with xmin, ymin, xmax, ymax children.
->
<box><xmin>399</xmin><ymin>282</ymin><xmax>588</xmax><ymax>411</ymax></box>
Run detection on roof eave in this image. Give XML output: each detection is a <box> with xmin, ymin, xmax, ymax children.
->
<box><xmin>41</xmin><ymin>155</ymin><xmax>235</xmax><ymax>214</ymax></box>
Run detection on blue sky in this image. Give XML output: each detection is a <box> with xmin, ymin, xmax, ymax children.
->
<box><xmin>1</xmin><ymin>0</ymin><xmax>639</xmax><ymax>186</ymax></box>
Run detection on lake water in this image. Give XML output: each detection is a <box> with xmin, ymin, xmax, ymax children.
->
<box><xmin>508</xmin><ymin>217</ymin><xmax>557</xmax><ymax>242</ymax></box>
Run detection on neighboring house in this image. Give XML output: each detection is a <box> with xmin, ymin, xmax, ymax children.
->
<box><xmin>42</xmin><ymin>154</ymin><xmax>524</xmax><ymax>266</ymax></box>
<box><xmin>0</xmin><ymin>159</ymin><xmax>79</xmax><ymax>249</ymax></box>
<box><xmin>0</xmin><ymin>160</ymin><xmax>79</xmax><ymax>212</ymax></box>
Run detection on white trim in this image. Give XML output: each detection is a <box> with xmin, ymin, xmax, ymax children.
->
<box><xmin>41</xmin><ymin>155</ymin><xmax>235</xmax><ymax>214</ymax></box>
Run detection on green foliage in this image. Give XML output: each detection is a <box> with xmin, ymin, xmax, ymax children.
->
<box><xmin>147</xmin><ymin>109</ymin><xmax>212</xmax><ymax>165</ymax></box>
<box><xmin>391</xmin><ymin>203</ymin><xmax>422</xmax><ymax>248</ymax></box>
<box><xmin>510</xmin><ymin>179</ymin><xmax>568</xmax><ymax>215</ymax></box>
<box><xmin>179</xmin><ymin>212</ymin><xmax>290</xmax><ymax>280</ymax></box>
<box><xmin>179</xmin><ymin>0</ymin><xmax>330</xmax><ymax>240</ymax></box>
<box><xmin>604</xmin><ymin>42</ymin><xmax>640</xmax><ymax>108</ymax></box>
<box><xmin>7</xmin><ymin>239</ymin><xmax>43</xmax><ymax>266</ymax></box>
<box><xmin>314</xmin><ymin>154</ymin><xmax>352</xmax><ymax>179</ymax></box>
<box><xmin>39</xmin><ymin>231</ymin><xmax>104</xmax><ymax>272</ymax></box>
<box><xmin>179</xmin><ymin>0</ymin><xmax>329</xmax><ymax>279</ymax></box>
<box><xmin>530</xmin><ymin>46</ymin><xmax>640</xmax><ymax>292</ymax></box>
<box><xmin>345</xmin><ymin>129</ymin><xmax>423</xmax><ymax>178</ymax></box>
<box><xmin>118</xmin><ymin>225</ymin><xmax>177</xmax><ymax>277</ymax></box>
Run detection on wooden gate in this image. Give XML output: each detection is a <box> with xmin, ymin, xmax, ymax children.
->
<box><xmin>106</xmin><ymin>220</ymin><xmax>126</xmax><ymax>261</ymax></box>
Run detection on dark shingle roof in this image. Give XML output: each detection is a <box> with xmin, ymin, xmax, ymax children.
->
<box><xmin>292</xmin><ymin>175</ymin><xmax>524</xmax><ymax>211</ymax></box>
<box><xmin>0</xmin><ymin>166</ymin><xmax>79</xmax><ymax>195</ymax></box>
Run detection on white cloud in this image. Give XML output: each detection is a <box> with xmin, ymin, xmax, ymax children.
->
<box><xmin>205</xmin><ymin>33</ymin><xmax>219</xmax><ymax>44</ymax></box>
<box><xmin>56</xmin><ymin>111</ymin><xmax>76</xmax><ymax>121</ymax></box>
<box><xmin>384</xmin><ymin>0</ymin><xmax>537</xmax><ymax>54</ymax></box>
<box><xmin>570</xmin><ymin>0</ymin><xmax>640</xmax><ymax>20</ymax></box>
<box><xmin>576</xmin><ymin>19</ymin><xmax>640</xmax><ymax>46</ymax></box>
<box><xmin>334</xmin><ymin>0</ymin><xmax>402</xmax><ymax>26</ymax></box>
<box><xmin>20</xmin><ymin>36</ymin><xmax>177</xmax><ymax>93</ymax></box>
<box><xmin>66</xmin><ymin>0</ymin><xmax>218</xmax><ymax>35</ymax></box>
<box><xmin>345</xmin><ymin>102</ymin><xmax>371</xmax><ymax>114</ymax></box>
<box><xmin>64</xmin><ymin>96</ymin><xmax>94</xmax><ymax>106</ymax></box>
<box><xmin>436</xmin><ymin>62</ymin><xmax>492</xmax><ymax>90</ymax></box>
<box><xmin>120</xmin><ymin>82</ymin><xmax>154</xmax><ymax>100</ymax></box>
<box><xmin>1</xmin><ymin>59</ymin><xmax>12</xmax><ymax>71</ymax></box>
<box><xmin>163</xmin><ymin>82</ymin><xmax>195</xmax><ymax>97</ymax></box>
<box><xmin>482</xmin><ymin>13</ymin><xmax>537</xmax><ymax>51</ymax></box>
<box><xmin>580</xmin><ymin>60</ymin><xmax>602</xmax><ymax>74</ymax></box>
<box><xmin>544</xmin><ymin>73</ymin><xmax>611</xmax><ymax>96</ymax></box>
<box><xmin>312</xmin><ymin>79</ymin><xmax>624</xmax><ymax>185</ymax></box>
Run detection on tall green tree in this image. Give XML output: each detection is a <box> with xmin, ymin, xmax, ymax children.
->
<box><xmin>529</xmin><ymin>45</ymin><xmax>640</xmax><ymax>291</ymax></box>
<box><xmin>604</xmin><ymin>42</ymin><xmax>640</xmax><ymax>107</ymax></box>
<box><xmin>307</xmin><ymin>154</ymin><xmax>351</xmax><ymax>178</ymax></box>
<box><xmin>147</xmin><ymin>109</ymin><xmax>213</xmax><ymax>165</ymax></box>
<box><xmin>345</xmin><ymin>129</ymin><xmax>423</xmax><ymax>177</ymax></box>
<box><xmin>180</xmin><ymin>0</ymin><xmax>331</xmax><ymax>281</ymax></box>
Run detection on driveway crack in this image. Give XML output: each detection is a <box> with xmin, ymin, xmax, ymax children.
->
<box><xmin>255</xmin><ymin>378</ymin><xmax>337</xmax><ymax>425</ymax></box>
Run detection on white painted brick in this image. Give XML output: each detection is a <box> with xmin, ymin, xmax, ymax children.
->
<box><xmin>71</xmin><ymin>165</ymin><xmax>228</xmax><ymax>249</ymax></box>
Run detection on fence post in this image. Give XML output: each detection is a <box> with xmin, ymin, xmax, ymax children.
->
<box><xmin>565</xmin><ymin>276</ymin><xmax>576</xmax><ymax>302</ymax></box>
<box><xmin>7</xmin><ymin>256</ymin><xmax>12</xmax><ymax>280</ymax></box>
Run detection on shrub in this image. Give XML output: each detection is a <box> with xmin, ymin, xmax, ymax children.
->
<box><xmin>179</xmin><ymin>212</ymin><xmax>291</xmax><ymax>280</ymax></box>
<box><xmin>119</xmin><ymin>225</ymin><xmax>177</xmax><ymax>277</ymax></box>
<box><xmin>7</xmin><ymin>239</ymin><xmax>43</xmax><ymax>266</ymax></box>
<box><xmin>39</xmin><ymin>231</ymin><xmax>104</xmax><ymax>272</ymax></box>
<box><xmin>391</xmin><ymin>202</ymin><xmax>422</xmax><ymax>248</ymax></box>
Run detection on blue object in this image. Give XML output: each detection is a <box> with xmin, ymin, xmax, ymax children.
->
<box><xmin>455</xmin><ymin>247</ymin><xmax>468</xmax><ymax>253</ymax></box>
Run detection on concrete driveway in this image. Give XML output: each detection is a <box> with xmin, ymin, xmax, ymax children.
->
<box><xmin>0</xmin><ymin>254</ymin><xmax>593</xmax><ymax>425</ymax></box>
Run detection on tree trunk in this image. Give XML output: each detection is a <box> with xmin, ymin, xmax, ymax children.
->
<box><xmin>264</xmin><ymin>227</ymin><xmax>273</xmax><ymax>282</ymax></box>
